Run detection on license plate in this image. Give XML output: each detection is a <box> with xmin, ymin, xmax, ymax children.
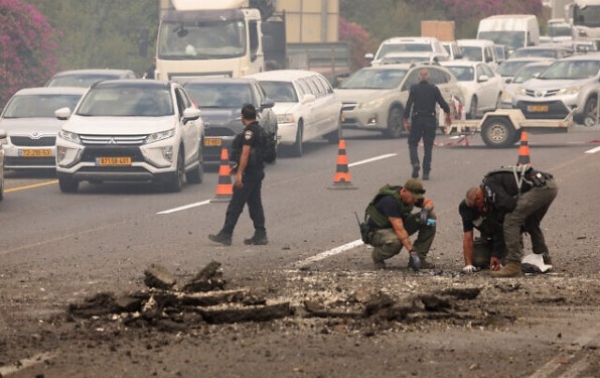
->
<box><xmin>204</xmin><ymin>137</ymin><xmax>222</xmax><ymax>147</ymax></box>
<box><xmin>96</xmin><ymin>157</ymin><xmax>132</xmax><ymax>166</ymax></box>
<box><xmin>527</xmin><ymin>105</ymin><xmax>549</xmax><ymax>112</ymax></box>
<box><xmin>20</xmin><ymin>149</ymin><xmax>52</xmax><ymax>157</ymax></box>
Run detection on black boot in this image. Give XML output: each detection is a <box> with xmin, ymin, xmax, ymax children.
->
<box><xmin>411</xmin><ymin>165</ymin><xmax>420</xmax><ymax>179</ymax></box>
<box><xmin>422</xmin><ymin>171</ymin><xmax>430</xmax><ymax>180</ymax></box>
<box><xmin>208</xmin><ymin>231</ymin><xmax>232</xmax><ymax>246</ymax></box>
<box><xmin>244</xmin><ymin>230</ymin><xmax>268</xmax><ymax>245</ymax></box>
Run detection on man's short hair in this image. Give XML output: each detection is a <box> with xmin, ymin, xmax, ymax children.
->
<box><xmin>465</xmin><ymin>186</ymin><xmax>479</xmax><ymax>207</ymax></box>
<box><xmin>241</xmin><ymin>103</ymin><xmax>257</xmax><ymax>120</ymax></box>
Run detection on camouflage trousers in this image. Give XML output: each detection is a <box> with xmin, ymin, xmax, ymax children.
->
<box><xmin>371</xmin><ymin>211</ymin><xmax>436</xmax><ymax>263</ymax></box>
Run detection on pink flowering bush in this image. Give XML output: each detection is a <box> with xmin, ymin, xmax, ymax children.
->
<box><xmin>339</xmin><ymin>17</ymin><xmax>372</xmax><ymax>71</ymax></box>
<box><xmin>0</xmin><ymin>0</ymin><xmax>58</xmax><ymax>105</ymax></box>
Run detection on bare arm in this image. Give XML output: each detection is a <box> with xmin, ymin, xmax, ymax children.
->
<box><xmin>463</xmin><ymin>230</ymin><xmax>474</xmax><ymax>266</ymax></box>
<box><xmin>235</xmin><ymin>145</ymin><xmax>251</xmax><ymax>188</ymax></box>
<box><xmin>390</xmin><ymin>217</ymin><xmax>414</xmax><ymax>252</ymax></box>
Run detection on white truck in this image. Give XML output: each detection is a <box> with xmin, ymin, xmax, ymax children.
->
<box><xmin>477</xmin><ymin>14</ymin><xmax>540</xmax><ymax>54</ymax></box>
<box><xmin>155</xmin><ymin>0</ymin><xmax>284</xmax><ymax>81</ymax></box>
<box><xmin>568</xmin><ymin>0</ymin><xmax>600</xmax><ymax>47</ymax></box>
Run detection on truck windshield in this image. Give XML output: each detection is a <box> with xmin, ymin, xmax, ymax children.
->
<box><xmin>478</xmin><ymin>31</ymin><xmax>525</xmax><ymax>51</ymax></box>
<box><xmin>158</xmin><ymin>20</ymin><xmax>246</xmax><ymax>60</ymax></box>
<box><xmin>574</xmin><ymin>5</ymin><xmax>600</xmax><ymax>27</ymax></box>
<box><xmin>548</xmin><ymin>23</ymin><xmax>572</xmax><ymax>37</ymax></box>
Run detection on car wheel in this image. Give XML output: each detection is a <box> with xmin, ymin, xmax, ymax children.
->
<box><xmin>583</xmin><ymin>96</ymin><xmax>598</xmax><ymax>126</ymax></box>
<box><xmin>289</xmin><ymin>120</ymin><xmax>303</xmax><ymax>157</ymax></box>
<box><xmin>384</xmin><ymin>106</ymin><xmax>403</xmax><ymax>139</ymax></box>
<box><xmin>481</xmin><ymin>117</ymin><xmax>515</xmax><ymax>148</ymax></box>
<box><xmin>165</xmin><ymin>150</ymin><xmax>185</xmax><ymax>193</ymax></box>
<box><xmin>468</xmin><ymin>96</ymin><xmax>478</xmax><ymax>119</ymax></box>
<box><xmin>59</xmin><ymin>177</ymin><xmax>79</xmax><ymax>193</ymax></box>
<box><xmin>186</xmin><ymin>155</ymin><xmax>203</xmax><ymax>184</ymax></box>
<box><xmin>325</xmin><ymin>114</ymin><xmax>341</xmax><ymax>144</ymax></box>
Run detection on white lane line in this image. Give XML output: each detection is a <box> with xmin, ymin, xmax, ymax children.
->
<box><xmin>0</xmin><ymin>352</ymin><xmax>57</xmax><ymax>376</ymax></box>
<box><xmin>349</xmin><ymin>153</ymin><xmax>397</xmax><ymax>167</ymax></box>
<box><xmin>295</xmin><ymin>239</ymin><xmax>365</xmax><ymax>267</ymax></box>
<box><xmin>157</xmin><ymin>199</ymin><xmax>211</xmax><ymax>215</ymax></box>
<box><xmin>560</xmin><ymin>355</ymin><xmax>592</xmax><ymax>378</ymax></box>
<box><xmin>585</xmin><ymin>145</ymin><xmax>600</xmax><ymax>154</ymax></box>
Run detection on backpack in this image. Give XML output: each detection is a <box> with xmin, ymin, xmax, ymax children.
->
<box><xmin>257</xmin><ymin>126</ymin><xmax>277</xmax><ymax>164</ymax></box>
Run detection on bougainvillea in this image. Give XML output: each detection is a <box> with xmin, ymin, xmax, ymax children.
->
<box><xmin>339</xmin><ymin>17</ymin><xmax>372</xmax><ymax>72</ymax></box>
<box><xmin>0</xmin><ymin>0</ymin><xmax>59</xmax><ymax>105</ymax></box>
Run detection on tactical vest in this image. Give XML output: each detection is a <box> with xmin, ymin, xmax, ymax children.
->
<box><xmin>483</xmin><ymin>165</ymin><xmax>534</xmax><ymax>195</ymax></box>
<box><xmin>365</xmin><ymin>184</ymin><xmax>412</xmax><ymax>228</ymax></box>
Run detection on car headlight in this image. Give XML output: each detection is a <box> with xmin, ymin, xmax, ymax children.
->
<box><xmin>501</xmin><ymin>91</ymin><xmax>512</xmax><ymax>102</ymax></box>
<box><xmin>557</xmin><ymin>86</ymin><xmax>581</xmax><ymax>95</ymax></box>
<box><xmin>145</xmin><ymin>129</ymin><xmax>175</xmax><ymax>144</ymax></box>
<box><xmin>58</xmin><ymin>130</ymin><xmax>81</xmax><ymax>144</ymax></box>
<box><xmin>515</xmin><ymin>87</ymin><xmax>526</xmax><ymax>95</ymax></box>
<box><xmin>277</xmin><ymin>114</ymin><xmax>295</xmax><ymax>124</ymax></box>
<box><xmin>358</xmin><ymin>98</ymin><xmax>385</xmax><ymax>110</ymax></box>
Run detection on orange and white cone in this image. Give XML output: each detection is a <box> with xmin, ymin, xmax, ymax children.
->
<box><xmin>211</xmin><ymin>146</ymin><xmax>233</xmax><ymax>203</ymax></box>
<box><xmin>517</xmin><ymin>131</ymin><xmax>531</xmax><ymax>166</ymax></box>
<box><xmin>328</xmin><ymin>139</ymin><xmax>357</xmax><ymax>190</ymax></box>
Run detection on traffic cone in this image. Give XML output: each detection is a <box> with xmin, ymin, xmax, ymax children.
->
<box><xmin>328</xmin><ymin>139</ymin><xmax>357</xmax><ymax>190</ymax></box>
<box><xmin>211</xmin><ymin>146</ymin><xmax>233</xmax><ymax>203</ymax></box>
<box><xmin>517</xmin><ymin>131</ymin><xmax>531</xmax><ymax>166</ymax></box>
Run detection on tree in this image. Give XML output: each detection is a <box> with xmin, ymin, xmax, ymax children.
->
<box><xmin>339</xmin><ymin>17</ymin><xmax>371</xmax><ymax>71</ymax></box>
<box><xmin>0</xmin><ymin>0</ymin><xmax>58</xmax><ymax>105</ymax></box>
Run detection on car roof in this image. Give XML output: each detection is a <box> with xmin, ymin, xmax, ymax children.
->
<box><xmin>515</xmin><ymin>45</ymin><xmax>570</xmax><ymax>51</ymax></box>
<box><xmin>440</xmin><ymin>61</ymin><xmax>481</xmax><ymax>67</ymax></box>
<box><xmin>384</xmin><ymin>52</ymin><xmax>441</xmax><ymax>57</ymax></box>
<box><xmin>51</xmin><ymin>69</ymin><xmax>134</xmax><ymax>77</ymax></box>
<box><xmin>381</xmin><ymin>37</ymin><xmax>439</xmax><ymax>44</ymax></box>
<box><xmin>522</xmin><ymin>60</ymin><xmax>554</xmax><ymax>67</ymax></box>
<box><xmin>182</xmin><ymin>77</ymin><xmax>258</xmax><ymax>85</ymax></box>
<box><xmin>13</xmin><ymin>87</ymin><xmax>89</xmax><ymax>96</ymax></box>
<box><xmin>245</xmin><ymin>69</ymin><xmax>324</xmax><ymax>81</ymax></box>
<box><xmin>92</xmin><ymin>79</ymin><xmax>170</xmax><ymax>90</ymax></box>
<box><xmin>561</xmin><ymin>52</ymin><xmax>600</xmax><ymax>60</ymax></box>
<box><xmin>457</xmin><ymin>39</ymin><xmax>495</xmax><ymax>46</ymax></box>
<box><xmin>505</xmin><ymin>57</ymin><xmax>554</xmax><ymax>62</ymax></box>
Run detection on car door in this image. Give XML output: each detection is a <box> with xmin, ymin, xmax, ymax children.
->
<box><xmin>480</xmin><ymin>64</ymin><xmax>501</xmax><ymax>110</ymax></box>
<box><xmin>175</xmin><ymin>87</ymin><xmax>200</xmax><ymax>165</ymax></box>
<box><xmin>315</xmin><ymin>74</ymin><xmax>342</xmax><ymax>136</ymax></box>
<box><xmin>311</xmin><ymin>75</ymin><xmax>335</xmax><ymax>137</ymax></box>
<box><xmin>297</xmin><ymin>77</ymin><xmax>318</xmax><ymax>139</ymax></box>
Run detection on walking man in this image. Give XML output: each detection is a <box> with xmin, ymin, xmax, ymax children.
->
<box><xmin>465</xmin><ymin>165</ymin><xmax>558</xmax><ymax>278</ymax></box>
<box><xmin>208</xmin><ymin>104</ymin><xmax>268</xmax><ymax>246</ymax></box>
<box><xmin>403</xmin><ymin>68</ymin><xmax>452</xmax><ymax>180</ymax></box>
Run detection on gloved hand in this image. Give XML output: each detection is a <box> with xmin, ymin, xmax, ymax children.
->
<box><xmin>462</xmin><ymin>265</ymin><xmax>479</xmax><ymax>273</ymax></box>
<box><xmin>409</xmin><ymin>253</ymin><xmax>421</xmax><ymax>271</ymax></box>
<box><xmin>419</xmin><ymin>208</ymin><xmax>431</xmax><ymax>225</ymax></box>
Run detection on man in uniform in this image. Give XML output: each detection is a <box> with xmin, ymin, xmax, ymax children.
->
<box><xmin>403</xmin><ymin>68</ymin><xmax>452</xmax><ymax>180</ymax></box>
<box><xmin>465</xmin><ymin>165</ymin><xmax>558</xmax><ymax>278</ymax></box>
<box><xmin>366</xmin><ymin>179</ymin><xmax>437</xmax><ymax>270</ymax></box>
<box><xmin>208</xmin><ymin>104</ymin><xmax>268</xmax><ymax>246</ymax></box>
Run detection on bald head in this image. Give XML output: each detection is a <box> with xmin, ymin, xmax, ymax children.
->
<box><xmin>419</xmin><ymin>68</ymin><xmax>429</xmax><ymax>82</ymax></box>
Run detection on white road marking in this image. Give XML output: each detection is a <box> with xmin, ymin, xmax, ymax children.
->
<box><xmin>0</xmin><ymin>352</ymin><xmax>57</xmax><ymax>376</ymax></box>
<box><xmin>349</xmin><ymin>153</ymin><xmax>396</xmax><ymax>167</ymax></box>
<box><xmin>559</xmin><ymin>355</ymin><xmax>592</xmax><ymax>378</ymax></box>
<box><xmin>156</xmin><ymin>199</ymin><xmax>211</xmax><ymax>215</ymax></box>
<box><xmin>295</xmin><ymin>239</ymin><xmax>365</xmax><ymax>267</ymax></box>
<box><xmin>584</xmin><ymin>145</ymin><xmax>600</xmax><ymax>154</ymax></box>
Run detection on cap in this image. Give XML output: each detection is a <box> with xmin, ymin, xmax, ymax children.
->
<box><xmin>403</xmin><ymin>178</ymin><xmax>425</xmax><ymax>199</ymax></box>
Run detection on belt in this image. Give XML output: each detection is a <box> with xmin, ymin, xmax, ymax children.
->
<box><xmin>413</xmin><ymin>112</ymin><xmax>436</xmax><ymax>118</ymax></box>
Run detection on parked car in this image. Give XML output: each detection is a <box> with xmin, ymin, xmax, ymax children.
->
<box><xmin>335</xmin><ymin>63</ymin><xmax>465</xmax><ymax>138</ymax></box>
<box><xmin>441</xmin><ymin>61</ymin><xmax>503</xmax><ymax>119</ymax></box>
<box><xmin>245</xmin><ymin>70</ymin><xmax>342</xmax><ymax>157</ymax></box>
<box><xmin>55</xmin><ymin>80</ymin><xmax>204</xmax><ymax>193</ymax></box>
<box><xmin>499</xmin><ymin>60</ymin><xmax>554</xmax><ymax>109</ymax></box>
<box><xmin>182</xmin><ymin>77</ymin><xmax>277</xmax><ymax>164</ymax></box>
<box><xmin>376</xmin><ymin>52</ymin><xmax>449</xmax><ymax>65</ymax></box>
<box><xmin>0</xmin><ymin>87</ymin><xmax>87</xmax><ymax>170</ymax></box>
<box><xmin>511</xmin><ymin>54</ymin><xmax>600</xmax><ymax>123</ymax></box>
<box><xmin>0</xmin><ymin>129</ymin><xmax>5</xmax><ymax>201</ymax></box>
<box><xmin>510</xmin><ymin>45</ymin><xmax>573</xmax><ymax>59</ymax></box>
<box><xmin>457</xmin><ymin>39</ymin><xmax>500</xmax><ymax>70</ymax></box>
<box><xmin>366</xmin><ymin>37</ymin><xmax>449</xmax><ymax>66</ymax></box>
<box><xmin>441</xmin><ymin>41</ymin><xmax>464</xmax><ymax>60</ymax></box>
<box><xmin>45</xmin><ymin>69</ymin><xmax>138</xmax><ymax>88</ymax></box>
<box><xmin>497</xmin><ymin>57</ymin><xmax>553</xmax><ymax>84</ymax></box>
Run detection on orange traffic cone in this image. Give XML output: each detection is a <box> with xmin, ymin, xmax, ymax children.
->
<box><xmin>328</xmin><ymin>139</ymin><xmax>357</xmax><ymax>190</ymax></box>
<box><xmin>211</xmin><ymin>146</ymin><xmax>233</xmax><ymax>203</ymax></box>
<box><xmin>517</xmin><ymin>131</ymin><xmax>531</xmax><ymax>166</ymax></box>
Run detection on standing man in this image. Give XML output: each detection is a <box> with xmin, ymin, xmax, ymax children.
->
<box><xmin>208</xmin><ymin>104</ymin><xmax>268</xmax><ymax>246</ymax></box>
<box><xmin>365</xmin><ymin>179</ymin><xmax>437</xmax><ymax>270</ymax></box>
<box><xmin>465</xmin><ymin>165</ymin><xmax>558</xmax><ymax>278</ymax></box>
<box><xmin>403</xmin><ymin>68</ymin><xmax>452</xmax><ymax>180</ymax></box>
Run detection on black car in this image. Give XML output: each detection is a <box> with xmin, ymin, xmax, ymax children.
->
<box><xmin>183</xmin><ymin>78</ymin><xmax>277</xmax><ymax>164</ymax></box>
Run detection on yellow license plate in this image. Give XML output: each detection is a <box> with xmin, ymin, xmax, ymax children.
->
<box><xmin>527</xmin><ymin>105</ymin><xmax>549</xmax><ymax>112</ymax></box>
<box><xmin>96</xmin><ymin>157</ymin><xmax>132</xmax><ymax>166</ymax></box>
<box><xmin>204</xmin><ymin>137</ymin><xmax>222</xmax><ymax>147</ymax></box>
<box><xmin>20</xmin><ymin>149</ymin><xmax>52</xmax><ymax>157</ymax></box>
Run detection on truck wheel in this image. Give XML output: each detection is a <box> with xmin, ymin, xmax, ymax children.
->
<box><xmin>384</xmin><ymin>106</ymin><xmax>403</xmax><ymax>139</ymax></box>
<box><xmin>59</xmin><ymin>177</ymin><xmax>79</xmax><ymax>193</ymax></box>
<box><xmin>290</xmin><ymin>120</ymin><xmax>304</xmax><ymax>157</ymax></box>
<box><xmin>481</xmin><ymin>117</ymin><xmax>515</xmax><ymax>148</ymax></box>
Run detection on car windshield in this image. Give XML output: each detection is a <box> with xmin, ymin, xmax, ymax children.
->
<box><xmin>511</xmin><ymin>49</ymin><xmax>558</xmax><ymax>58</ymax></box>
<box><xmin>2</xmin><ymin>94</ymin><xmax>82</xmax><ymax>118</ymax></box>
<box><xmin>339</xmin><ymin>68</ymin><xmax>408</xmax><ymax>90</ymax></box>
<box><xmin>539</xmin><ymin>60</ymin><xmax>600</xmax><ymax>80</ymax></box>
<box><xmin>46</xmin><ymin>74</ymin><xmax>122</xmax><ymax>88</ymax></box>
<box><xmin>512</xmin><ymin>65</ymin><xmax>550</xmax><ymax>84</ymax></box>
<box><xmin>497</xmin><ymin>60</ymin><xmax>533</xmax><ymax>77</ymax></box>
<box><xmin>184</xmin><ymin>83</ymin><xmax>253</xmax><ymax>108</ymax></box>
<box><xmin>76</xmin><ymin>87</ymin><xmax>173</xmax><ymax>117</ymax></box>
<box><xmin>257</xmin><ymin>81</ymin><xmax>298</xmax><ymax>102</ymax></box>
<box><xmin>460</xmin><ymin>46</ymin><xmax>483</xmax><ymax>62</ymax></box>
<box><xmin>375</xmin><ymin>43</ymin><xmax>432</xmax><ymax>60</ymax></box>
<box><xmin>477</xmin><ymin>31</ymin><xmax>525</xmax><ymax>51</ymax></box>
<box><xmin>444</xmin><ymin>66</ymin><xmax>474</xmax><ymax>81</ymax></box>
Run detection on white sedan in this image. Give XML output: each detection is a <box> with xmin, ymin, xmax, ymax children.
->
<box><xmin>441</xmin><ymin>61</ymin><xmax>503</xmax><ymax>119</ymax></box>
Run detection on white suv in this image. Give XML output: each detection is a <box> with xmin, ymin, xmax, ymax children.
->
<box><xmin>366</xmin><ymin>37</ymin><xmax>449</xmax><ymax>66</ymax></box>
<box><xmin>55</xmin><ymin>80</ymin><xmax>204</xmax><ymax>193</ymax></box>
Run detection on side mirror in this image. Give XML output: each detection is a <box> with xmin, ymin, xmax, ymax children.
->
<box><xmin>478</xmin><ymin>75</ymin><xmax>489</xmax><ymax>82</ymax></box>
<box><xmin>505</xmin><ymin>78</ymin><xmax>512</xmax><ymax>84</ymax></box>
<box><xmin>260</xmin><ymin>99</ymin><xmax>275</xmax><ymax>109</ymax></box>
<box><xmin>55</xmin><ymin>107</ymin><xmax>72</xmax><ymax>120</ymax></box>
<box><xmin>302</xmin><ymin>94</ymin><xmax>316</xmax><ymax>104</ymax></box>
<box><xmin>182</xmin><ymin>107</ymin><xmax>201</xmax><ymax>122</ymax></box>
<box><xmin>364</xmin><ymin>53</ymin><xmax>374</xmax><ymax>61</ymax></box>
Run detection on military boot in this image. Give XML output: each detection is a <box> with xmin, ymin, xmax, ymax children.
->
<box><xmin>244</xmin><ymin>230</ymin><xmax>268</xmax><ymax>245</ymax></box>
<box><xmin>208</xmin><ymin>231</ymin><xmax>232</xmax><ymax>246</ymax></box>
<box><xmin>490</xmin><ymin>260</ymin><xmax>522</xmax><ymax>278</ymax></box>
<box><xmin>411</xmin><ymin>164</ymin><xmax>420</xmax><ymax>179</ymax></box>
<box><xmin>422</xmin><ymin>171</ymin><xmax>430</xmax><ymax>181</ymax></box>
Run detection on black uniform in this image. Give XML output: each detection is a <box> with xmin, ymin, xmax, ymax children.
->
<box><xmin>459</xmin><ymin>199</ymin><xmax>505</xmax><ymax>267</ymax></box>
<box><xmin>221</xmin><ymin>120</ymin><xmax>266</xmax><ymax>236</ymax></box>
<box><xmin>403</xmin><ymin>80</ymin><xmax>450</xmax><ymax>175</ymax></box>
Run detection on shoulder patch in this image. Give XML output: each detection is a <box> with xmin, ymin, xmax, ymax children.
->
<box><xmin>244</xmin><ymin>130</ymin><xmax>253</xmax><ymax>140</ymax></box>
